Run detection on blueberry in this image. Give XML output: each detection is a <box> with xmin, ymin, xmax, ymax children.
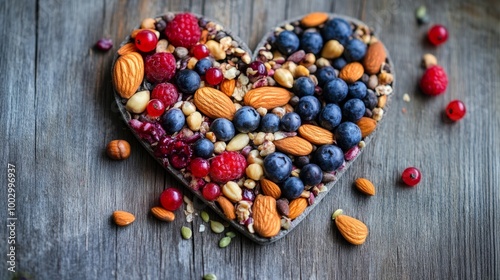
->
<box><xmin>312</xmin><ymin>145</ymin><xmax>344</xmax><ymax>172</ymax></box>
<box><xmin>334</xmin><ymin>122</ymin><xmax>361</xmax><ymax>151</ymax></box>
<box><xmin>318</xmin><ymin>103</ymin><xmax>342</xmax><ymax>130</ymax></box>
<box><xmin>210</xmin><ymin>118</ymin><xmax>235</xmax><ymax>141</ymax></box>
<box><xmin>194</xmin><ymin>58</ymin><xmax>212</xmax><ymax>75</ymax></box>
<box><xmin>175</xmin><ymin>69</ymin><xmax>200</xmax><ymax>94</ymax></box>
<box><xmin>276</xmin><ymin>31</ymin><xmax>300</xmax><ymax>55</ymax></box>
<box><xmin>263</xmin><ymin>152</ymin><xmax>292</xmax><ymax>183</ymax></box>
<box><xmin>348</xmin><ymin>81</ymin><xmax>367</xmax><ymax>99</ymax></box>
<box><xmin>323</xmin><ymin>78</ymin><xmax>348</xmax><ymax>103</ymax></box>
<box><xmin>281</xmin><ymin>177</ymin><xmax>305</xmax><ymax>200</ymax></box>
<box><xmin>300</xmin><ymin>31</ymin><xmax>323</xmax><ymax>55</ymax></box>
<box><xmin>316</xmin><ymin>66</ymin><xmax>337</xmax><ymax>87</ymax></box>
<box><xmin>193</xmin><ymin>138</ymin><xmax>214</xmax><ymax>159</ymax></box>
<box><xmin>332</xmin><ymin>57</ymin><xmax>347</xmax><ymax>70</ymax></box>
<box><xmin>160</xmin><ymin>108</ymin><xmax>185</xmax><ymax>135</ymax></box>
<box><xmin>294</xmin><ymin>156</ymin><xmax>310</xmax><ymax>168</ymax></box>
<box><xmin>280</xmin><ymin>112</ymin><xmax>301</xmax><ymax>132</ymax></box>
<box><xmin>321</xmin><ymin>18</ymin><xmax>353</xmax><ymax>45</ymax></box>
<box><xmin>295</xmin><ymin>96</ymin><xmax>321</xmax><ymax>121</ymax></box>
<box><xmin>344</xmin><ymin>38</ymin><xmax>367</xmax><ymax>62</ymax></box>
<box><xmin>342</xmin><ymin>98</ymin><xmax>366</xmax><ymax>122</ymax></box>
<box><xmin>260</xmin><ymin>113</ymin><xmax>280</xmax><ymax>133</ymax></box>
<box><xmin>299</xmin><ymin>164</ymin><xmax>323</xmax><ymax>186</ymax></box>
<box><xmin>233</xmin><ymin>106</ymin><xmax>261</xmax><ymax>133</ymax></box>
<box><xmin>293</xmin><ymin>76</ymin><xmax>315</xmax><ymax>97</ymax></box>
<box><xmin>363</xmin><ymin>89</ymin><xmax>378</xmax><ymax>110</ymax></box>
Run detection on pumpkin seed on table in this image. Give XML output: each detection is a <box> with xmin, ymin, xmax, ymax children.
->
<box><xmin>210</xmin><ymin>221</ymin><xmax>225</xmax><ymax>233</ymax></box>
<box><xmin>181</xmin><ymin>226</ymin><xmax>192</xmax><ymax>239</ymax></box>
<box><xmin>200</xmin><ymin>211</ymin><xmax>210</xmax><ymax>223</ymax></box>
<box><xmin>225</xmin><ymin>231</ymin><xmax>236</xmax><ymax>238</ymax></box>
<box><xmin>203</xmin><ymin>273</ymin><xmax>217</xmax><ymax>280</ymax></box>
<box><xmin>219</xmin><ymin>236</ymin><xmax>231</xmax><ymax>248</ymax></box>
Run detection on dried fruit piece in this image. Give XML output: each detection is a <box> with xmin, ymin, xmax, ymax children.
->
<box><xmin>333</xmin><ymin>211</ymin><xmax>369</xmax><ymax>245</ymax></box>
<box><xmin>113</xmin><ymin>210</ymin><xmax>135</xmax><ymax>226</ymax></box>
<box><xmin>194</xmin><ymin>87</ymin><xmax>236</xmax><ymax>120</ymax></box>
<box><xmin>112</xmin><ymin>52</ymin><xmax>144</xmax><ymax>98</ymax></box>
<box><xmin>150</xmin><ymin>206</ymin><xmax>175</xmax><ymax>222</ymax></box>
<box><xmin>354</xmin><ymin>178</ymin><xmax>376</xmax><ymax>196</ymax></box>
<box><xmin>252</xmin><ymin>195</ymin><xmax>281</xmax><ymax>238</ymax></box>
<box><xmin>288</xmin><ymin>198</ymin><xmax>308</xmax><ymax>219</ymax></box>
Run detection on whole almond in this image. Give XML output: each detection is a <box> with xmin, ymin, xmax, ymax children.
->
<box><xmin>220</xmin><ymin>79</ymin><xmax>236</xmax><ymax>97</ymax></box>
<box><xmin>260</xmin><ymin>178</ymin><xmax>282</xmax><ymax>199</ymax></box>
<box><xmin>288</xmin><ymin>198</ymin><xmax>308</xmax><ymax>219</ymax></box>
<box><xmin>244</xmin><ymin>87</ymin><xmax>292</xmax><ymax>110</ymax></box>
<box><xmin>113</xmin><ymin>52</ymin><xmax>144</xmax><ymax>99</ymax></box>
<box><xmin>194</xmin><ymin>87</ymin><xmax>236</xmax><ymax>120</ymax></box>
<box><xmin>339</xmin><ymin>62</ymin><xmax>364</xmax><ymax>83</ymax></box>
<box><xmin>113</xmin><ymin>210</ymin><xmax>135</xmax><ymax>226</ymax></box>
<box><xmin>362</xmin><ymin>41</ymin><xmax>387</xmax><ymax>75</ymax></box>
<box><xmin>274</xmin><ymin>136</ymin><xmax>313</xmax><ymax>156</ymax></box>
<box><xmin>298</xmin><ymin>124</ymin><xmax>334</xmax><ymax>145</ymax></box>
<box><xmin>334</xmin><ymin>214</ymin><xmax>369</xmax><ymax>245</ymax></box>
<box><xmin>117</xmin><ymin>42</ymin><xmax>139</xmax><ymax>56</ymax></box>
<box><xmin>216</xmin><ymin>196</ymin><xmax>236</xmax><ymax>220</ymax></box>
<box><xmin>301</xmin><ymin>12</ymin><xmax>329</xmax><ymax>27</ymax></box>
<box><xmin>252</xmin><ymin>195</ymin><xmax>281</xmax><ymax>238</ymax></box>
<box><xmin>356</xmin><ymin>117</ymin><xmax>377</xmax><ymax>138</ymax></box>
<box><xmin>150</xmin><ymin>207</ymin><xmax>175</xmax><ymax>222</ymax></box>
<box><xmin>354</xmin><ymin>178</ymin><xmax>376</xmax><ymax>196</ymax></box>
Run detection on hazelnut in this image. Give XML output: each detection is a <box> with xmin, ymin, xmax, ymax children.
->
<box><xmin>106</xmin><ymin>140</ymin><xmax>131</xmax><ymax>160</ymax></box>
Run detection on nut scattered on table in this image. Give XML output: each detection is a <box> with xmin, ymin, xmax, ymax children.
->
<box><xmin>106</xmin><ymin>140</ymin><xmax>131</xmax><ymax>160</ymax></box>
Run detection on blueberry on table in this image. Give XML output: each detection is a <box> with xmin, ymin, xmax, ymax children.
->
<box><xmin>295</xmin><ymin>96</ymin><xmax>321</xmax><ymax>121</ymax></box>
<box><xmin>263</xmin><ymin>152</ymin><xmax>292</xmax><ymax>183</ymax></box>
<box><xmin>210</xmin><ymin>118</ymin><xmax>235</xmax><ymax>141</ymax></box>
<box><xmin>299</xmin><ymin>164</ymin><xmax>323</xmax><ymax>186</ymax></box>
<box><xmin>175</xmin><ymin>69</ymin><xmax>200</xmax><ymax>94</ymax></box>
<box><xmin>300</xmin><ymin>31</ymin><xmax>324</xmax><ymax>55</ymax></box>
<box><xmin>318</xmin><ymin>103</ymin><xmax>342</xmax><ymax>130</ymax></box>
<box><xmin>233</xmin><ymin>106</ymin><xmax>261</xmax><ymax>133</ymax></box>
<box><xmin>344</xmin><ymin>38</ymin><xmax>367</xmax><ymax>62</ymax></box>
<box><xmin>321</xmin><ymin>18</ymin><xmax>353</xmax><ymax>45</ymax></box>
<box><xmin>342</xmin><ymin>98</ymin><xmax>366</xmax><ymax>122</ymax></box>
<box><xmin>323</xmin><ymin>78</ymin><xmax>348</xmax><ymax>103</ymax></box>
<box><xmin>276</xmin><ymin>30</ymin><xmax>300</xmax><ymax>55</ymax></box>
<box><xmin>193</xmin><ymin>138</ymin><xmax>214</xmax><ymax>159</ymax></box>
<box><xmin>293</xmin><ymin>76</ymin><xmax>315</xmax><ymax>97</ymax></box>
<box><xmin>312</xmin><ymin>145</ymin><xmax>344</xmax><ymax>172</ymax></box>
<box><xmin>280</xmin><ymin>112</ymin><xmax>302</xmax><ymax>132</ymax></box>
<box><xmin>160</xmin><ymin>108</ymin><xmax>185</xmax><ymax>135</ymax></box>
<box><xmin>316</xmin><ymin>66</ymin><xmax>337</xmax><ymax>87</ymax></box>
<box><xmin>281</xmin><ymin>177</ymin><xmax>305</xmax><ymax>200</ymax></box>
<box><xmin>348</xmin><ymin>81</ymin><xmax>367</xmax><ymax>99</ymax></box>
<box><xmin>334</xmin><ymin>122</ymin><xmax>362</xmax><ymax>151</ymax></box>
<box><xmin>260</xmin><ymin>113</ymin><xmax>280</xmax><ymax>133</ymax></box>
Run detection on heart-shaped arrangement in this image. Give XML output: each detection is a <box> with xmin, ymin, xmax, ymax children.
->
<box><xmin>112</xmin><ymin>11</ymin><xmax>394</xmax><ymax>244</ymax></box>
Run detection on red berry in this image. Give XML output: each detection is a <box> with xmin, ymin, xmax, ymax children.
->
<box><xmin>446</xmin><ymin>100</ymin><xmax>466</xmax><ymax>121</ymax></box>
<box><xmin>191</xmin><ymin>44</ymin><xmax>210</xmax><ymax>59</ymax></box>
<box><xmin>95</xmin><ymin>38</ymin><xmax>113</xmax><ymax>51</ymax></box>
<box><xmin>146</xmin><ymin>99</ymin><xmax>165</xmax><ymax>117</ymax></box>
<box><xmin>164</xmin><ymin>13</ymin><xmax>201</xmax><ymax>48</ymax></box>
<box><xmin>151</xmin><ymin>83</ymin><xmax>179</xmax><ymax>107</ymax></box>
<box><xmin>420</xmin><ymin>65</ymin><xmax>448</xmax><ymax>96</ymax></box>
<box><xmin>190</xmin><ymin>157</ymin><xmax>210</xmax><ymax>177</ymax></box>
<box><xmin>209</xmin><ymin>151</ymin><xmax>247</xmax><ymax>183</ymax></box>
<box><xmin>428</xmin><ymin>24</ymin><xmax>448</xmax><ymax>46</ymax></box>
<box><xmin>134</xmin><ymin>30</ymin><xmax>158</xmax><ymax>52</ymax></box>
<box><xmin>201</xmin><ymin>183</ymin><xmax>221</xmax><ymax>201</ymax></box>
<box><xmin>145</xmin><ymin>52</ymin><xmax>177</xmax><ymax>84</ymax></box>
<box><xmin>205</xmin><ymin>67</ymin><xmax>224</xmax><ymax>85</ymax></box>
<box><xmin>401</xmin><ymin>167</ymin><xmax>421</xmax><ymax>187</ymax></box>
<box><xmin>160</xmin><ymin>188</ymin><xmax>183</xmax><ymax>211</ymax></box>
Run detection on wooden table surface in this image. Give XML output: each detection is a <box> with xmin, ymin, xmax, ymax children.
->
<box><xmin>1</xmin><ymin>0</ymin><xmax>499</xmax><ymax>279</ymax></box>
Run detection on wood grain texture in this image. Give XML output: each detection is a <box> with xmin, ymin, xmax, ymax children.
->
<box><xmin>0</xmin><ymin>0</ymin><xmax>498</xmax><ymax>279</ymax></box>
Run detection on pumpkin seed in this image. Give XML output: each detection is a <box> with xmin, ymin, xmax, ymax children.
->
<box><xmin>201</xmin><ymin>211</ymin><xmax>210</xmax><ymax>223</ymax></box>
<box><xmin>181</xmin><ymin>226</ymin><xmax>192</xmax><ymax>239</ymax></box>
<box><xmin>203</xmin><ymin>273</ymin><xmax>217</xmax><ymax>280</ymax></box>
<box><xmin>210</xmin><ymin>221</ymin><xmax>225</xmax><ymax>233</ymax></box>
<box><xmin>225</xmin><ymin>231</ymin><xmax>236</xmax><ymax>238</ymax></box>
<box><xmin>219</xmin><ymin>236</ymin><xmax>231</xmax><ymax>248</ymax></box>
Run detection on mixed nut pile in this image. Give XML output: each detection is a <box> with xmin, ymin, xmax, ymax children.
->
<box><xmin>112</xmin><ymin>11</ymin><xmax>393</xmax><ymax>239</ymax></box>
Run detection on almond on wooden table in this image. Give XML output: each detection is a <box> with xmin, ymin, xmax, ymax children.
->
<box><xmin>354</xmin><ymin>178</ymin><xmax>376</xmax><ymax>196</ymax></box>
<box><xmin>333</xmin><ymin>210</ymin><xmax>369</xmax><ymax>245</ymax></box>
<box><xmin>113</xmin><ymin>210</ymin><xmax>135</xmax><ymax>227</ymax></box>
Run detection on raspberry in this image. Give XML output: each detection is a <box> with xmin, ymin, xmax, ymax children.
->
<box><xmin>164</xmin><ymin>13</ymin><xmax>201</xmax><ymax>48</ymax></box>
<box><xmin>209</xmin><ymin>152</ymin><xmax>247</xmax><ymax>183</ymax></box>
<box><xmin>151</xmin><ymin>83</ymin><xmax>179</xmax><ymax>107</ymax></box>
<box><xmin>145</xmin><ymin>52</ymin><xmax>176</xmax><ymax>84</ymax></box>
<box><xmin>420</xmin><ymin>65</ymin><xmax>448</xmax><ymax>96</ymax></box>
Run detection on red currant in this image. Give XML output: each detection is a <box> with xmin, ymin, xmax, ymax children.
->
<box><xmin>202</xmin><ymin>183</ymin><xmax>221</xmax><ymax>201</ymax></box>
<box><xmin>445</xmin><ymin>100</ymin><xmax>466</xmax><ymax>121</ymax></box>
<box><xmin>401</xmin><ymin>167</ymin><xmax>422</xmax><ymax>187</ymax></box>
<box><xmin>428</xmin><ymin>25</ymin><xmax>448</xmax><ymax>46</ymax></box>
<box><xmin>146</xmin><ymin>99</ymin><xmax>165</xmax><ymax>117</ymax></box>
<box><xmin>135</xmin><ymin>30</ymin><xmax>158</xmax><ymax>52</ymax></box>
<box><xmin>205</xmin><ymin>67</ymin><xmax>224</xmax><ymax>85</ymax></box>
<box><xmin>189</xmin><ymin>158</ymin><xmax>210</xmax><ymax>178</ymax></box>
<box><xmin>191</xmin><ymin>44</ymin><xmax>210</xmax><ymax>59</ymax></box>
<box><xmin>160</xmin><ymin>188</ymin><xmax>183</xmax><ymax>211</ymax></box>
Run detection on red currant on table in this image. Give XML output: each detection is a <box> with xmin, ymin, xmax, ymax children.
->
<box><xmin>160</xmin><ymin>188</ymin><xmax>183</xmax><ymax>211</ymax></box>
<box><xmin>146</xmin><ymin>99</ymin><xmax>165</xmax><ymax>117</ymax></box>
<box><xmin>191</xmin><ymin>44</ymin><xmax>210</xmax><ymax>59</ymax></box>
<box><xmin>202</xmin><ymin>183</ymin><xmax>221</xmax><ymax>201</ymax></box>
<box><xmin>446</xmin><ymin>100</ymin><xmax>466</xmax><ymax>121</ymax></box>
<box><xmin>401</xmin><ymin>167</ymin><xmax>422</xmax><ymax>187</ymax></box>
<box><xmin>135</xmin><ymin>30</ymin><xmax>158</xmax><ymax>52</ymax></box>
<box><xmin>428</xmin><ymin>24</ymin><xmax>448</xmax><ymax>46</ymax></box>
<box><xmin>189</xmin><ymin>158</ymin><xmax>210</xmax><ymax>178</ymax></box>
<box><xmin>205</xmin><ymin>67</ymin><xmax>224</xmax><ymax>85</ymax></box>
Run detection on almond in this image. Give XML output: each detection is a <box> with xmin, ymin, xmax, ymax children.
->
<box><xmin>220</xmin><ymin>79</ymin><xmax>236</xmax><ymax>97</ymax></box>
<box><xmin>356</xmin><ymin>117</ymin><xmax>377</xmax><ymax>138</ymax></box>
<box><xmin>301</xmin><ymin>12</ymin><xmax>329</xmax><ymax>27</ymax></box>
<box><xmin>117</xmin><ymin>42</ymin><xmax>139</xmax><ymax>56</ymax></box>
<box><xmin>150</xmin><ymin>207</ymin><xmax>175</xmax><ymax>222</ymax></box>
<box><xmin>288</xmin><ymin>197</ymin><xmax>308</xmax><ymax>219</ymax></box>
<box><xmin>339</xmin><ymin>62</ymin><xmax>364</xmax><ymax>83</ymax></box>
<box><xmin>244</xmin><ymin>87</ymin><xmax>292</xmax><ymax>110</ymax></box>
<box><xmin>298</xmin><ymin>124</ymin><xmax>334</xmax><ymax>145</ymax></box>
<box><xmin>260</xmin><ymin>178</ymin><xmax>282</xmax><ymax>199</ymax></box>
<box><xmin>362</xmin><ymin>41</ymin><xmax>387</xmax><ymax>75</ymax></box>
<box><xmin>216</xmin><ymin>196</ymin><xmax>236</xmax><ymax>220</ymax></box>
<box><xmin>354</xmin><ymin>178</ymin><xmax>376</xmax><ymax>196</ymax></box>
<box><xmin>194</xmin><ymin>87</ymin><xmax>236</xmax><ymax>120</ymax></box>
<box><xmin>112</xmin><ymin>52</ymin><xmax>144</xmax><ymax>99</ymax></box>
<box><xmin>274</xmin><ymin>136</ymin><xmax>313</xmax><ymax>156</ymax></box>
<box><xmin>112</xmin><ymin>210</ymin><xmax>135</xmax><ymax>226</ymax></box>
<box><xmin>334</xmin><ymin>214</ymin><xmax>369</xmax><ymax>245</ymax></box>
<box><xmin>252</xmin><ymin>195</ymin><xmax>281</xmax><ymax>238</ymax></box>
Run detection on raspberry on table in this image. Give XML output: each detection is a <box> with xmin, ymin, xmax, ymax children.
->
<box><xmin>209</xmin><ymin>152</ymin><xmax>247</xmax><ymax>183</ymax></box>
<box><xmin>145</xmin><ymin>52</ymin><xmax>177</xmax><ymax>84</ymax></box>
<box><xmin>420</xmin><ymin>65</ymin><xmax>448</xmax><ymax>96</ymax></box>
<box><xmin>151</xmin><ymin>82</ymin><xmax>179</xmax><ymax>107</ymax></box>
<box><xmin>165</xmin><ymin>13</ymin><xmax>201</xmax><ymax>48</ymax></box>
